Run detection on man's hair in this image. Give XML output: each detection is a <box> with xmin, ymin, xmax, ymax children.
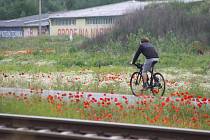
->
<box><xmin>141</xmin><ymin>37</ymin><xmax>150</xmax><ymax>43</ymax></box>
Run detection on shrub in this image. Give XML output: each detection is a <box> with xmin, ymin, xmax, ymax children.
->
<box><xmin>86</xmin><ymin>1</ymin><xmax>210</xmax><ymax>47</ymax></box>
<box><xmin>0</xmin><ymin>55</ymin><xmax>4</xmax><ymax>61</ymax></box>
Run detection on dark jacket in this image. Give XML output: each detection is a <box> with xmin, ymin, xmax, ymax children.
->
<box><xmin>132</xmin><ymin>42</ymin><xmax>159</xmax><ymax>64</ymax></box>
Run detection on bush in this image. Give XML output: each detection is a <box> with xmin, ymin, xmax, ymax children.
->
<box><xmin>86</xmin><ymin>1</ymin><xmax>210</xmax><ymax>47</ymax></box>
<box><xmin>0</xmin><ymin>55</ymin><xmax>4</xmax><ymax>61</ymax></box>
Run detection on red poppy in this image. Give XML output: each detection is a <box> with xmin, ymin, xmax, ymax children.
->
<box><xmin>161</xmin><ymin>102</ymin><xmax>166</xmax><ymax>107</ymax></box>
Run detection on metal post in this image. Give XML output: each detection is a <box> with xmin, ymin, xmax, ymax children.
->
<box><xmin>39</xmin><ymin>0</ymin><xmax>42</xmax><ymax>35</ymax></box>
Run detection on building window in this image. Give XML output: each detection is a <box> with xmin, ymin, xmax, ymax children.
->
<box><xmin>86</xmin><ymin>17</ymin><xmax>116</xmax><ymax>25</ymax></box>
<box><xmin>51</xmin><ymin>18</ymin><xmax>76</xmax><ymax>26</ymax></box>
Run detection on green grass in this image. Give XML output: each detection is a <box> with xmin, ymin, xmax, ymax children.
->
<box><xmin>0</xmin><ymin>33</ymin><xmax>209</xmax><ymax>73</ymax></box>
<box><xmin>0</xmin><ymin>35</ymin><xmax>210</xmax><ymax>97</ymax></box>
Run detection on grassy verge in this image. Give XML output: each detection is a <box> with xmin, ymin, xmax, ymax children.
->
<box><xmin>0</xmin><ymin>34</ymin><xmax>209</xmax><ymax>73</ymax></box>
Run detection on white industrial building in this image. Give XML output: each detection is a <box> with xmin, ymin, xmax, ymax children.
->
<box><xmin>0</xmin><ymin>0</ymin><xmax>203</xmax><ymax>38</ymax></box>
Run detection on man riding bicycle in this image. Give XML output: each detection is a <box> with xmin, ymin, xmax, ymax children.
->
<box><xmin>131</xmin><ymin>37</ymin><xmax>159</xmax><ymax>91</ymax></box>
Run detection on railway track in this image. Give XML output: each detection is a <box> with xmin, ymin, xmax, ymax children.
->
<box><xmin>0</xmin><ymin>113</ymin><xmax>209</xmax><ymax>140</ymax></box>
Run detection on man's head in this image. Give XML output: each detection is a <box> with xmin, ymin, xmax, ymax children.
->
<box><xmin>141</xmin><ymin>37</ymin><xmax>150</xmax><ymax>43</ymax></box>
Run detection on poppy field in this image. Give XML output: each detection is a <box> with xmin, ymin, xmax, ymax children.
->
<box><xmin>1</xmin><ymin>67</ymin><xmax>209</xmax><ymax>97</ymax></box>
<box><xmin>0</xmin><ymin>35</ymin><xmax>210</xmax><ymax>131</ymax></box>
<box><xmin>0</xmin><ymin>90</ymin><xmax>209</xmax><ymax>130</ymax></box>
<box><xmin>0</xmin><ymin>70</ymin><xmax>210</xmax><ymax>130</ymax></box>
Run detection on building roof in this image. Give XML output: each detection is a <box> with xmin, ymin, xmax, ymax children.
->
<box><xmin>50</xmin><ymin>1</ymin><xmax>165</xmax><ymax>19</ymax></box>
<box><xmin>176</xmin><ymin>0</ymin><xmax>203</xmax><ymax>2</ymax></box>
<box><xmin>0</xmin><ymin>11</ymin><xmax>68</xmax><ymax>27</ymax></box>
<box><xmin>50</xmin><ymin>0</ymin><xmax>203</xmax><ymax>19</ymax></box>
<box><xmin>0</xmin><ymin>13</ymin><xmax>52</xmax><ymax>27</ymax></box>
<box><xmin>0</xmin><ymin>0</ymin><xmax>204</xmax><ymax>27</ymax></box>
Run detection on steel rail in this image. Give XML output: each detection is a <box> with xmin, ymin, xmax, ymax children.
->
<box><xmin>0</xmin><ymin>113</ymin><xmax>209</xmax><ymax>140</ymax></box>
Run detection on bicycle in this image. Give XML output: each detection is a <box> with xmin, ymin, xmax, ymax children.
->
<box><xmin>130</xmin><ymin>62</ymin><xmax>165</xmax><ymax>97</ymax></box>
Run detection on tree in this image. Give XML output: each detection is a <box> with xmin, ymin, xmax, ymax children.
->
<box><xmin>0</xmin><ymin>0</ymin><xmax>127</xmax><ymax>20</ymax></box>
<box><xmin>65</xmin><ymin>0</ymin><xmax>73</xmax><ymax>10</ymax></box>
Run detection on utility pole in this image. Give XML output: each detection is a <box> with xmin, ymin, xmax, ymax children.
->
<box><xmin>39</xmin><ymin>0</ymin><xmax>42</xmax><ymax>35</ymax></box>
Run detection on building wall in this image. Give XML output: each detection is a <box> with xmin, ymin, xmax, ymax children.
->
<box><xmin>23</xmin><ymin>26</ymin><xmax>49</xmax><ymax>37</ymax></box>
<box><xmin>50</xmin><ymin>17</ymin><xmax>115</xmax><ymax>38</ymax></box>
<box><xmin>23</xmin><ymin>27</ymin><xmax>38</xmax><ymax>37</ymax></box>
<box><xmin>0</xmin><ymin>27</ymin><xmax>23</xmax><ymax>38</ymax></box>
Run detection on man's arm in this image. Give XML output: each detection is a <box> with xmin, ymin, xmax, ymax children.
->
<box><xmin>131</xmin><ymin>45</ymin><xmax>142</xmax><ymax>64</ymax></box>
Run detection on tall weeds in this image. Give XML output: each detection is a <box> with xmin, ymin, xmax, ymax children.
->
<box><xmin>87</xmin><ymin>1</ymin><xmax>210</xmax><ymax>48</ymax></box>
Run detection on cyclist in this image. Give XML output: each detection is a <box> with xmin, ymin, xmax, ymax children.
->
<box><xmin>131</xmin><ymin>37</ymin><xmax>159</xmax><ymax>91</ymax></box>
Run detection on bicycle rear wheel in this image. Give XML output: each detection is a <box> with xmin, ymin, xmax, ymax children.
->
<box><xmin>152</xmin><ymin>72</ymin><xmax>165</xmax><ymax>96</ymax></box>
<box><xmin>130</xmin><ymin>72</ymin><xmax>143</xmax><ymax>96</ymax></box>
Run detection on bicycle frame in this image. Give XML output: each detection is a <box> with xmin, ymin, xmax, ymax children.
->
<box><xmin>134</xmin><ymin>63</ymin><xmax>155</xmax><ymax>90</ymax></box>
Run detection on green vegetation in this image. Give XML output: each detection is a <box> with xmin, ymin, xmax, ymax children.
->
<box><xmin>0</xmin><ymin>93</ymin><xmax>209</xmax><ymax>130</ymax></box>
<box><xmin>0</xmin><ymin>32</ymin><xmax>209</xmax><ymax>97</ymax></box>
<box><xmin>0</xmin><ymin>1</ymin><xmax>209</xmax><ymax>95</ymax></box>
<box><xmin>90</xmin><ymin>0</ymin><xmax>210</xmax><ymax>46</ymax></box>
<box><xmin>0</xmin><ymin>31</ymin><xmax>209</xmax><ymax>73</ymax></box>
<box><xmin>0</xmin><ymin>1</ymin><xmax>210</xmax><ymax>130</ymax></box>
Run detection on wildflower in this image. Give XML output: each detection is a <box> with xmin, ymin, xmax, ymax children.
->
<box><xmin>69</xmin><ymin>95</ymin><xmax>73</xmax><ymax>99</ymax></box>
<box><xmin>162</xmin><ymin>117</ymin><xmax>169</xmax><ymax>124</ymax></box>
<box><xmin>125</xmin><ymin>100</ymin><xmax>129</xmax><ymax>104</ymax></box>
<box><xmin>47</xmin><ymin>95</ymin><xmax>54</xmax><ymax>104</ymax></box>
<box><xmin>154</xmin><ymin>114</ymin><xmax>161</xmax><ymax>122</ymax></box>
<box><xmin>106</xmin><ymin>113</ymin><xmax>112</xmax><ymax>119</ymax></box>
<box><xmin>62</xmin><ymin>93</ymin><xmax>67</xmax><ymax>97</ymax></box>
<box><xmin>149</xmin><ymin>120</ymin><xmax>155</xmax><ymax>124</ymax></box>
<box><xmin>197</xmin><ymin>103</ymin><xmax>202</xmax><ymax>108</ymax></box>
<box><xmin>75</xmin><ymin>95</ymin><xmax>80</xmax><ymax>98</ymax></box>
<box><xmin>75</xmin><ymin>99</ymin><xmax>80</xmax><ymax>102</ymax></box>
<box><xmin>56</xmin><ymin>103</ymin><xmax>63</xmax><ymax>112</ymax></box>
<box><xmin>122</xmin><ymin>96</ymin><xmax>127</xmax><ymax>100</ymax></box>
<box><xmin>165</xmin><ymin>97</ymin><xmax>170</xmax><ymax>103</ymax></box>
<box><xmin>80</xmin><ymin>94</ymin><xmax>83</xmax><ymax>98</ymax></box>
<box><xmin>191</xmin><ymin>117</ymin><xmax>198</xmax><ymax>122</ymax></box>
<box><xmin>202</xmin><ymin>114</ymin><xmax>209</xmax><ymax>119</ymax></box>
<box><xmin>91</xmin><ymin>97</ymin><xmax>97</xmax><ymax>103</ymax></box>
<box><xmin>97</xmin><ymin>102</ymin><xmax>101</xmax><ymax>106</ymax></box>
<box><xmin>197</xmin><ymin>96</ymin><xmax>202</xmax><ymax>99</ymax></box>
<box><xmin>87</xmin><ymin>94</ymin><xmax>92</xmax><ymax>98</ymax></box>
<box><xmin>114</xmin><ymin>98</ymin><xmax>118</xmax><ymax>102</ymax></box>
<box><xmin>152</xmin><ymin>89</ymin><xmax>159</xmax><ymax>94</ymax></box>
<box><xmin>83</xmin><ymin>101</ymin><xmax>90</xmax><ymax>109</ymax></box>
<box><xmin>116</xmin><ymin>102</ymin><xmax>121</xmax><ymax>106</ymax></box>
<box><xmin>95</xmin><ymin>117</ymin><xmax>101</xmax><ymax>121</ymax></box>
<box><xmin>106</xmin><ymin>102</ymin><xmax>111</xmax><ymax>105</ymax></box>
<box><xmin>202</xmin><ymin>97</ymin><xmax>207</xmax><ymax>102</ymax></box>
<box><xmin>161</xmin><ymin>102</ymin><xmax>166</xmax><ymax>107</ymax></box>
<box><xmin>106</xmin><ymin>98</ymin><xmax>111</xmax><ymax>102</ymax></box>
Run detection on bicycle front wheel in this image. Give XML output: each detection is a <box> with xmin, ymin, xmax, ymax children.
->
<box><xmin>152</xmin><ymin>72</ymin><xmax>165</xmax><ymax>96</ymax></box>
<box><xmin>130</xmin><ymin>72</ymin><xmax>143</xmax><ymax>96</ymax></box>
